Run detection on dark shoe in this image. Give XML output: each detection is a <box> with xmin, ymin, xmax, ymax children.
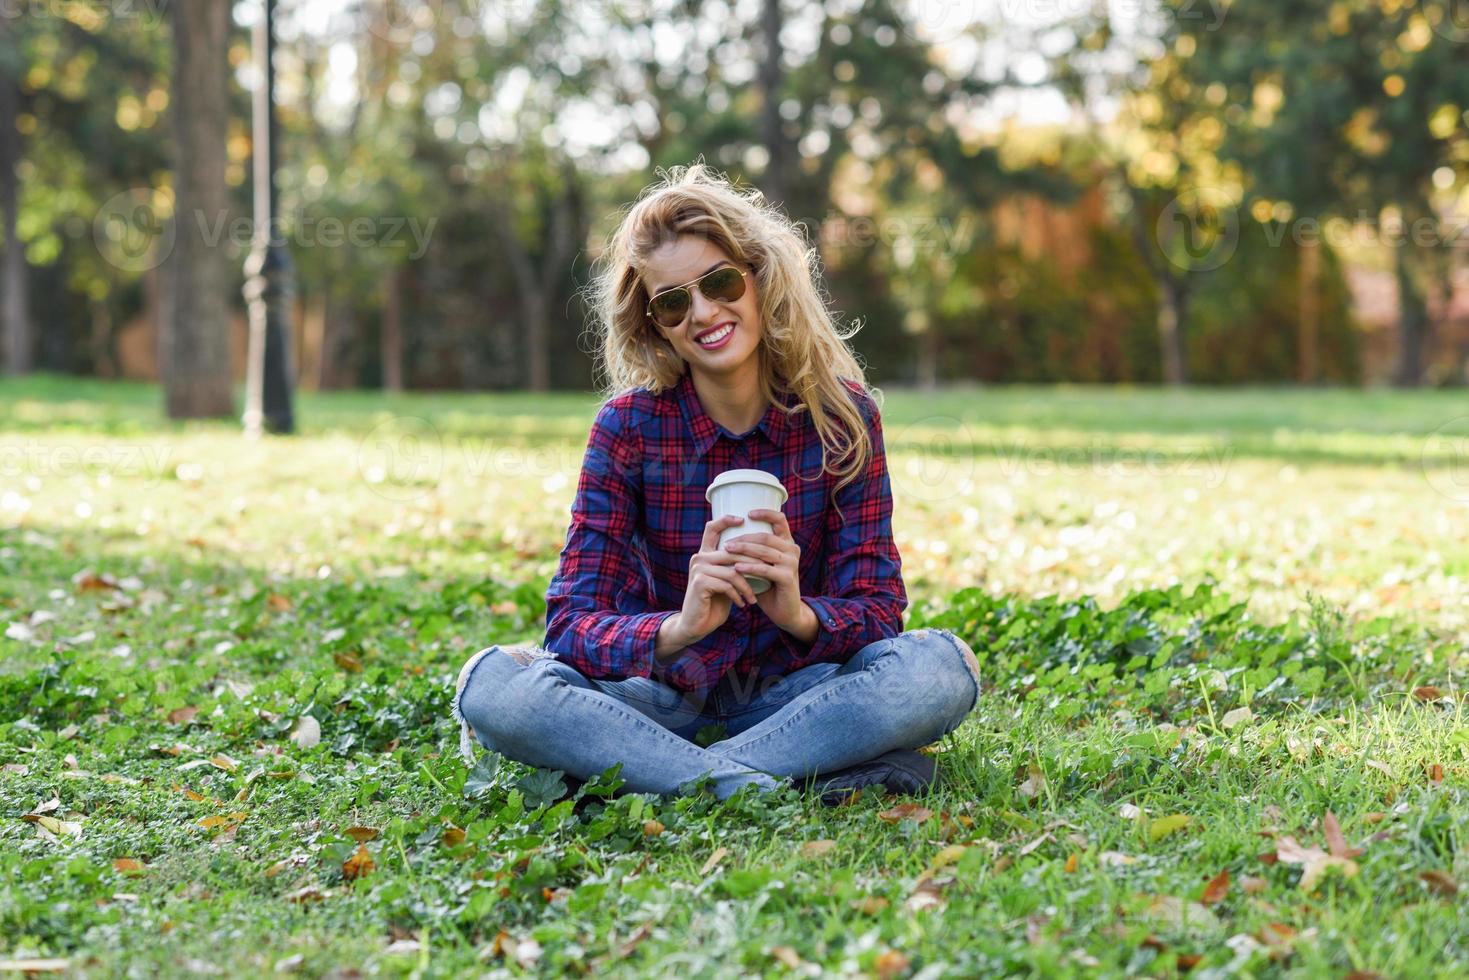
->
<box><xmin>804</xmin><ymin>749</ymin><xmax>938</xmax><ymax>807</ymax></box>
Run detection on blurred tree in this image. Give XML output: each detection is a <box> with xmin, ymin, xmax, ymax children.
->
<box><xmin>1048</xmin><ymin>3</ymin><xmax>1245</xmax><ymax>385</ymax></box>
<box><xmin>1173</xmin><ymin>0</ymin><xmax>1469</xmax><ymax>386</ymax></box>
<box><xmin>164</xmin><ymin>0</ymin><xmax>234</xmax><ymax>417</ymax></box>
<box><xmin>0</xmin><ymin>13</ymin><xmax>31</xmax><ymax>375</ymax></box>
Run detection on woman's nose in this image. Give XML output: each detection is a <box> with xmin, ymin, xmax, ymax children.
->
<box><xmin>688</xmin><ymin>286</ymin><xmax>721</xmax><ymax>328</ymax></box>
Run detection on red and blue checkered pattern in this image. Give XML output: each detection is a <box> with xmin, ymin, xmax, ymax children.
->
<box><xmin>543</xmin><ymin>370</ymin><xmax>907</xmax><ymax>697</ymax></box>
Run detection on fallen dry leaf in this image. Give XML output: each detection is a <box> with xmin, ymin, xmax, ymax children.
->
<box><xmin>852</xmin><ymin>896</ymin><xmax>889</xmax><ymax>914</ymax></box>
<box><xmin>1099</xmin><ymin>851</ymin><xmax>1137</xmax><ymax>867</ymax></box>
<box><xmin>342</xmin><ymin>843</ymin><xmax>374</xmax><ymax>880</ymax></box>
<box><xmin>1418</xmin><ymin>870</ymin><xmax>1458</xmax><ymax>896</ymax></box>
<box><xmin>800</xmin><ymin>839</ymin><xmax>837</xmax><ymax>859</ymax></box>
<box><xmin>699</xmin><ymin>847</ymin><xmax>729</xmax><ymax>875</ymax></box>
<box><xmin>1200</xmin><ymin>869</ymin><xmax>1230</xmax><ymax>905</ymax></box>
<box><xmin>1239</xmin><ymin>875</ymin><xmax>1268</xmax><ymax>894</ymax></box>
<box><xmin>209</xmin><ymin>754</ymin><xmax>238</xmax><ymax>773</ymax></box>
<box><xmin>1220</xmin><ymin>706</ymin><xmax>1253</xmax><ymax>729</ymax></box>
<box><xmin>1018</xmin><ymin>833</ymin><xmax>1053</xmax><ymax>857</ymax></box>
<box><xmin>1322</xmin><ymin>812</ymin><xmax>1363</xmax><ymax>859</ymax></box>
<box><xmin>1118</xmin><ymin>802</ymin><xmax>1145</xmax><ymax>821</ymax></box>
<box><xmin>267</xmin><ymin>593</ymin><xmax>292</xmax><ymax>612</ymax></box>
<box><xmin>198</xmin><ymin>812</ymin><xmax>247</xmax><ymax>831</ymax></box>
<box><xmin>1411</xmin><ymin>686</ymin><xmax>1444</xmax><ymax>701</ymax></box>
<box><xmin>112</xmin><ymin>858</ymin><xmax>145</xmax><ymax>873</ymax></box>
<box><xmin>1275</xmin><ymin>835</ymin><xmax>1358</xmax><ymax>892</ymax></box>
<box><xmin>878</xmin><ymin>803</ymin><xmax>933</xmax><ymax>824</ymax></box>
<box><xmin>873</xmin><ymin>948</ymin><xmax>910</xmax><ymax>979</ymax></box>
<box><xmin>441</xmin><ymin>827</ymin><xmax>466</xmax><ymax>847</ymax></box>
<box><xmin>641</xmin><ymin>819</ymin><xmax>664</xmax><ymax>837</ymax></box>
<box><xmin>1016</xmin><ymin>765</ymin><xmax>1046</xmax><ymax>799</ymax></box>
<box><xmin>345</xmin><ymin>826</ymin><xmax>380</xmax><ymax>842</ymax></box>
<box><xmin>1428</xmin><ymin>763</ymin><xmax>1444</xmax><ymax>784</ymax></box>
<box><xmin>333</xmin><ymin>651</ymin><xmax>364</xmax><ymax>673</ymax></box>
<box><xmin>290</xmin><ymin>717</ymin><xmax>321</xmax><ymax>750</ymax></box>
<box><xmin>769</xmin><ymin>946</ymin><xmax>803</xmax><ymax>969</ymax></box>
<box><xmin>1064</xmin><ymin>853</ymin><xmax>1079</xmax><ymax>873</ymax></box>
<box><xmin>167</xmin><ymin>706</ymin><xmax>199</xmax><ymax>725</ymax></box>
<box><xmin>285</xmin><ymin>885</ymin><xmax>327</xmax><ymax>903</ymax></box>
<box><xmin>1142</xmin><ymin>896</ymin><xmax>1221</xmax><ymax>933</ymax></box>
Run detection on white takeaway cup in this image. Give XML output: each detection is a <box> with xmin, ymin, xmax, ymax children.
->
<box><xmin>705</xmin><ymin>468</ymin><xmax>790</xmax><ymax>595</ymax></box>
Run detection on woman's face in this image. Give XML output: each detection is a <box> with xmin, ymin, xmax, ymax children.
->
<box><xmin>641</xmin><ymin>235</ymin><xmax>762</xmax><ymax>381</ymax></box>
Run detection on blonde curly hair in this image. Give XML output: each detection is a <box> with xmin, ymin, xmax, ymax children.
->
<box><xmin>584</xmin><ymin>160</ymin><xmax>881</xmax><ymax>524</ymax></box>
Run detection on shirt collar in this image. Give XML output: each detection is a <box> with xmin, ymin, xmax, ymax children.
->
<box><xmin>674</xmin><ymin>370</ymin><xmax>792</xmax><ymax>459</ymax></box>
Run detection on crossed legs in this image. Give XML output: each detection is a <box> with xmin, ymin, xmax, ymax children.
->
<box><xmin>453</xmin><ymin>629</ymin><xmax>981</xmax><ymax>800</ymax></box>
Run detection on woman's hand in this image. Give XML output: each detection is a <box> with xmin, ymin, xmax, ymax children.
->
<box><xmin>726</xmin><ymin>509</ymin><xmax>805</xmax><ymax>633</ymax></box>
<box><xmin>669</xmin><ymin>515</ymin><xmax>760</xmax><ymax>649</ymax></box>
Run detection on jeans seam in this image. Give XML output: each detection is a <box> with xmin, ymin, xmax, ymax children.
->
<box><xmin>453</xmin><ymin>645</ymin><xmax>503</xmax><ymax>763</ymax></box>
<box><xmin>928</xmin><ymin>629</ymin><xmax>981</xmax><ymax>717</ymax></box>
<box><xmin>716</xmin><ymin>655</ymin><xmax>897</xmax><ymax>760</ymax></box>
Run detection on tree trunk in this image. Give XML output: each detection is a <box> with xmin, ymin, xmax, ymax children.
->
<box><xmin>1297</xmin><ymin>237</ymin><xmax>1320</xmax><ymax>384</ymax></box>
<box><xmin>0</xmin><ymin>14</ymin><xmax>31</xmax><ymax>376</ymax></box>
<box><xmin>381</xmin><ymin>265</ymin><xmax>403</xmax><ymax>391</ymax></box>
<box><xmin>758</xmin><ymin>0</ymin><xmax>789</xmax><ymax>207</ymax></box>
<box><xmin>1156</xmin><ymin>274</ymin><xmax>1188</xmax><ymax>385</ymax></box>
<box><xmin>1393</xmin><ymin>242</ymin><xmax>1427</xmax><ymax>388</ymax></box>
<box><xmin>165</xmin><ymin>0</ymin><xmax>235</xmax><ymax>418</ymax></box>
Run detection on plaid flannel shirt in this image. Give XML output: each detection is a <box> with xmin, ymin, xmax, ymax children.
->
<box><xmin>542</xmin><ymin>370</ymin><xmax>907</xmax><ymax>697</ymax></box>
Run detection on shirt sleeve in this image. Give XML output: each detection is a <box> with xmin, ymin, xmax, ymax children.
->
<box><xmin>543</xmin><ymin>401</ymin><xmax>678</xmax><ymax>680</ymax></box>
<box><xmin>796</xmin><ymin>390</ymin><xmax>908</xmax><ymax>667</ymax></box>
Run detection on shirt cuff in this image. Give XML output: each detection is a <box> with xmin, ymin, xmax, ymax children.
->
<box><xmin>799</xmin><ymin>596</ymin><xmax>863</xmax><ymax>664</ymax></box>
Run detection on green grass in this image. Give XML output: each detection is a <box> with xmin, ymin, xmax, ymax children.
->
<box><xmin>1</xmin><ymin>375</ymin><xmax>1466</xmax><ymax>977</ymax></box>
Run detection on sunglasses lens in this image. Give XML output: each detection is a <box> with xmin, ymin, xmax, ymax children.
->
<box><xmin>647</xmin><ymin>266</ymin><xmax>747</xmax><ymax>328</ymax></box>
<box><xmin>650</xmin><ymin>290</ymin><xmax>690</xmax><ymax>327</ymax></box>
<box><xmin>702</xmin><ymin>267</ymin><xmax>746</xmax><ymax>303</ymax></box>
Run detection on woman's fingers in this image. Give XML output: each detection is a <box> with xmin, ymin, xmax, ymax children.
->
<box><xmin>696</xmin><ymin>564</ymin><xmax>758</xmax><ymax>606</ymax></box>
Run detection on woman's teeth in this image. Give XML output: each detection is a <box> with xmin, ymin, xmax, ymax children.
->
<box><xmin>699</xmin><ymin>324</ymin><xmax>734</xmax><ymax>347</ymax></box>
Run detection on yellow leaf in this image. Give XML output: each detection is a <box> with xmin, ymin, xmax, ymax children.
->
<box><xmin>642</xmin><ymin>819</ymin><xmax>664</xmax><ymax>837</ymax></box>
<box><xmin>699</xmin><ymin>847</ymin><xmax>729</xmax><ymax>875</ymax></box>
<box><xmin>345</xmin><ymin>826</ymin><xmax>380</xmax><ymax>842</ymax></box>
<box><xmin>198</xmin><ymin>811</ymin><xmax>247</xmax><ymax>830</ymax></box>
<box><xmin>800</xmin><ymin>839</ymin><xmax>838</xmax><ymax>858</ymax></box>
<box><xmin>209</xmin><ymin>755</ymin><xmax>238</xmax><ymax>773</ymax></box>
<box><xmin>1063</xmin><ymin>853</ymin><xmax>1079</xmax><ymax>873</ymax></box>
<box><xmin>441</xmin><ymin>827</ymin><xmax>466</xmax><ymax>847</ymax></box>
<box><xmin>112</xmin><ymin>858</ymin><xmax>145</xmax><ymax>873</ymax></box>
<box><xmin>928</xmin><ymin>844</ymin><xmax>968</xmax><ymax>873</ymax></box>
<box><xmin>1147</xmin><ymin>814</ymin><xmax>1192</xmax><ymax>841</ymax></box>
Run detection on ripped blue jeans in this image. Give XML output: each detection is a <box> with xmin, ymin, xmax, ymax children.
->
<box><xmin>452</xmin><ymin>628</ymin><xmax>982</xmax><ymax>800</ymax></box>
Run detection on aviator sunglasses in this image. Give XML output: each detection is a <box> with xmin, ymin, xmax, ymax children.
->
<box><xmin>645</xmin><ymin>264</ymin><xmax>750</xmax><ymax>329</ymax></box>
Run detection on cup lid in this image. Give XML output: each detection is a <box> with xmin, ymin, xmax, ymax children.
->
<box><xmin>705</xmin><ymin>468</ymin><xmax>789</xmax><ymax>504</ymax></box>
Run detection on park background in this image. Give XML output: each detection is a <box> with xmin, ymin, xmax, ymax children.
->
<box><xmin>2</xmin><ymin>1</ymin><xmax>1469</xmax><ymax>977</ymax></box>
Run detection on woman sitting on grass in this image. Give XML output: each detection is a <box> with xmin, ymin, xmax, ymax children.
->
<box><xmin>453</xmin><ymin>161</ymin><xmax>981</xmax><ymax>805</ymax></box>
